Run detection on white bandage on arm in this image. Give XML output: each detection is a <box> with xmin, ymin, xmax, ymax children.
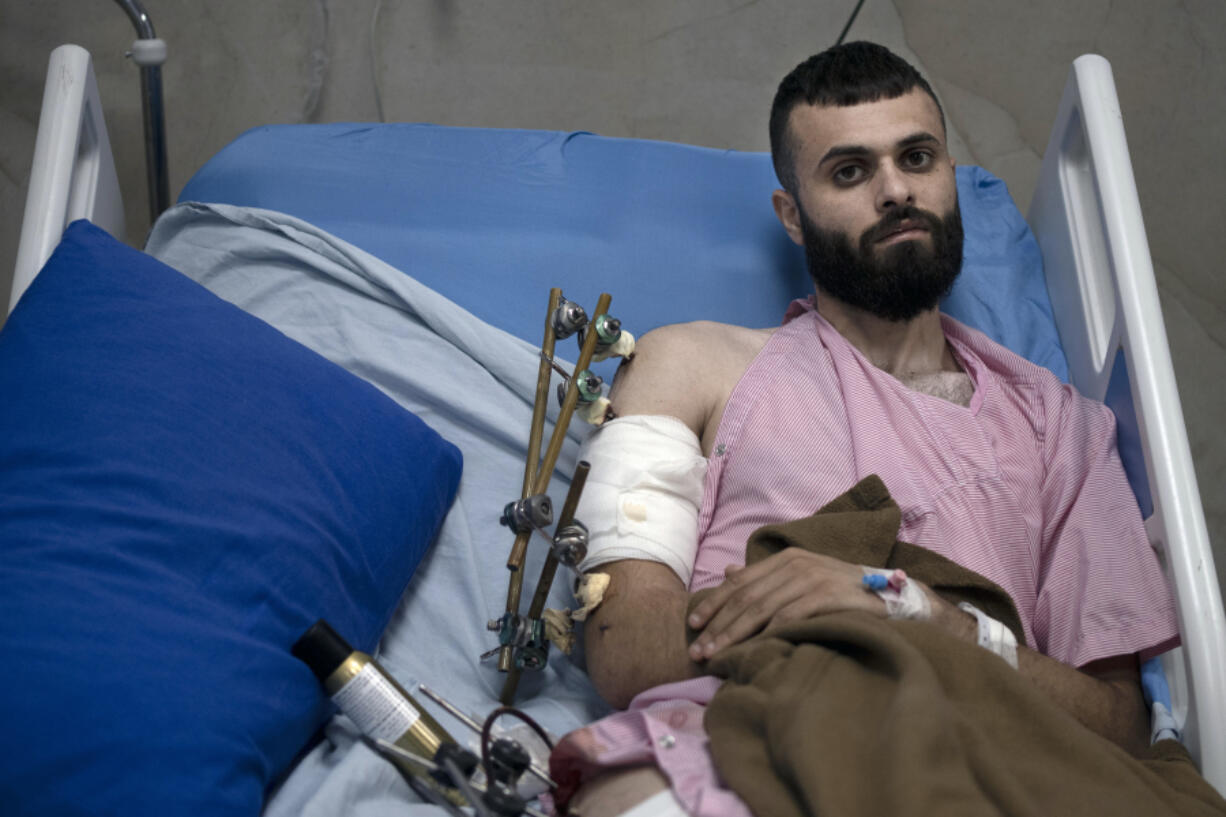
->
<box><xmin>575</xmin><ymin>414</ymin><xmax>707</xmax><ymax>586</ymax></box>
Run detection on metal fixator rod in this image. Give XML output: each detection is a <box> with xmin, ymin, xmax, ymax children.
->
<box><xmin>525</xmin><ymin>290</ymin><xmax>561</xmax><ymax>501</ymax></box>
<box><xmin>507</xmin><ymin>289</ymin><xmax>563</xmax><ymax>573</ymax></box>
<box><xmin>528</xmin><ymin>293</ymin><xmax>609</xmax><ymax>508</ymax></box>
<box><xmin>500</xmin><ymin>291</ymin><xmax>610</xmax><ymax>676</ymax></box>
<box><xmin>498</xmin><ymin>289</ymin><xmax>561</xmax><ymax>671</ymax></box>
<box><xmin>501</xmin><ymin>461</ymin><xmax>591</xmax><ymax>704</ymax></box>
<box><xmin>527</xmin><ymin>460</ymin><xmax>589</xmax><ymax>621</ymax></box>
<box><xmin>504</xmin><ymin>290</ymin><xmax>608</xmax><ymax>571</ymax></box>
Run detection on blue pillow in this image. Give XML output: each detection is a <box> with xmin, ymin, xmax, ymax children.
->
<box><xmin>0</xmin><ymin>221</ymin><xmax>462</xmax><ymax>816</ymax></box>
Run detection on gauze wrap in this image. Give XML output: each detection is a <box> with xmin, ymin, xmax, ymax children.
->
<box><xmin>575</xmin><ymin>414</ymin><xmax>707</xmax><ymax>586</ymax></box>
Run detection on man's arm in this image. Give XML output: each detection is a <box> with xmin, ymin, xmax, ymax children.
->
<box><xmin>934</xmin><ymin>588</ymin><xmax>1149</xmax><ymax>753</ymax></box>
<box><xmin>1018</xmin><ymin>648</ymin><xmax>1150</xmax><ymax>754</ymax></box>
<box><xmin>580</xmin><ymin>324</ymin><xmax>712</xmax><ymax>709</ymax></box>
<box><xmin>583</xmin><ymin>559</ymin><xmax>702</xmax><ymax>709</ymax></box>
<box><xmin>685</xmin><ymin>547</ymin><xmax>1152</xmax><ymax>754</ymax></box>
<box><xmin>605</xmin><ymin>323</ymin><xmax>721</xmax><ymax>439</ymax></box>
<box><xmin>580</xmin><ymin>322</ymin><xmax>768</xmax><ymax>707</ymax></box>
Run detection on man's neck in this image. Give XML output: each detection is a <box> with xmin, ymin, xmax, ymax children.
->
<box><xmin>815</xmin><ymin>293</ymin><xmax>961</xmax><ymax>377</ymax></box>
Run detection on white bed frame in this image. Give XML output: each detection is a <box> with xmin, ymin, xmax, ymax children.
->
<box><xmin>12</xmin><ymin>45</ymin><xmax>124</xmax><ymax>302</ymax></box>
<box><xmin>1028</xmin><ymin>55</ymin><xmax>1226</xmax><ymax>790</ymax></box>
<box><xmin>11</xmin><ymin>44</ymin><xmax>1226</xmax><ymax>795</ymax></box>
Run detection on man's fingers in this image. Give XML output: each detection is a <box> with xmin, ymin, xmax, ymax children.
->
<box><xmin>688</xmin><ymin>557</ymin><xmax>774</xmax><ymax>629</ymax></box>
<box><xmin>769</xmin><ymin>583</ymin><xmax>886</xmax><ymax>626</ymax></box>
<box><xmin>689</xmin><ymin>564</ymin><xmax>806</xmax><ymax>659</ymax></box>
<box><xmin>689</xmin><ymin>550</ymin><xmax>798</xmax><ymax>627</ymax></box>
<box><xmin>688</xmin><ymin>551</ymin><xmax>893</xmax><ymax>660</ymax></box>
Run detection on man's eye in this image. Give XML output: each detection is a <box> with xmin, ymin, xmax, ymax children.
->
<box><xmin>904</xmin><ymin>150</ymin><xmax>933</xmax><ymax>169</ymax></box>
<box><xmin>833</xmin><ymin>165</ymin><xmax>865</xmax><ymax>183</ymax></box>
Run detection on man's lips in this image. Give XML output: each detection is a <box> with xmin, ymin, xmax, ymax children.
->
<box><xmin>875</xmin><ymin>220</ymin><xmax>930</xmax><ymax>244</ymax></box>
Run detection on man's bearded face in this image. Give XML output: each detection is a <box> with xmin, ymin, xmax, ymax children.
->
<box><xmin>798</xmin><ymin>200</ymin><xmax>964</xmax><ymax>322</ymax></box>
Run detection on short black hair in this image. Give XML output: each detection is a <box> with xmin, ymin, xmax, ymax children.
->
<box><xmin>769</xmin><ymin>42</ymin><xmax>945</xmax><ymax>194</ymax></box>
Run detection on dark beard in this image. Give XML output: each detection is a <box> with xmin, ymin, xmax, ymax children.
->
<box><xmin>799</xmin><ymin>200</ymin><xmax>964</xmax><ymax>322</ymax></box>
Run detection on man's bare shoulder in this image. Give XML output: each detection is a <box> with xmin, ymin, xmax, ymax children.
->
<box><xmin>609</xmin><ymin>321</ymin><xmax>774</xmax><ymax>438</ymax></box>
<box><xmin>641</xmin><ymin>319</ymin><xmax>774</xmax><ymax>347</ymax></box>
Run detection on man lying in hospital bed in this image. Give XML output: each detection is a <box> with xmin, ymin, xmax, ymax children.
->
<box><xmin>8</xmin><ymin>35</ymin><xmax>1226</xmax><ymax>817</ymax></box>
<box><xmin>556</xmin><ymin>43</ymin><xmax>1204</xmax><ymax>817</ymax></box>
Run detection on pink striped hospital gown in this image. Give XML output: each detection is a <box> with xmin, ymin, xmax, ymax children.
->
<box><xmin>551</xmin><ymin>298</ymin><xmax>1179</xmax><ymax>817</ymax></box>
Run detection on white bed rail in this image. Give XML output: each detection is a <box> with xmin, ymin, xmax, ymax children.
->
<box><xmin>10</xmin><ymin>44</ymin><xmax>124</xmax><ymax>315</ymax></box>
<box><xmin>1028</xmin><ymin>54</ymin><xmax>1226</xmax><ymax>792</ymax></box>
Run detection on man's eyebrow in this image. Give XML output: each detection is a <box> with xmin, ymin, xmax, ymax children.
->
<box><xmin>817</xmin><ymin>131</ymin><xmax>943</xmax><ymax>168</ymax></box>
<box><xmin>817</xmin><ymin>144</ymin><xmax>872</xmax><ymax>167</ymax></box>
<box><xmin>898</xmin><ymin>131</ymin><xmax>942</xmax><ymax>149</ymax></box>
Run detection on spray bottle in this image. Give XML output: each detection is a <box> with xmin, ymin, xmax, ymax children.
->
<box><xmin>292</xmin><ymin>619</ymin><xmax>460</xmax><ymax>783</ymax></box>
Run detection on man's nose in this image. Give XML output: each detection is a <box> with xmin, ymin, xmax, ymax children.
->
<box><xmin>875</xmin><ymin>162</ymin><xmax>915</xmax><ymax>211</ymax></box>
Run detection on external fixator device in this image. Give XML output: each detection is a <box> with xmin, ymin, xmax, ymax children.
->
<box><xmin>367</xmin><ymin>682</ymin><xmax>560</xmax><ymax>817</ymax></box>
<box><xmin>489</xmin><ymin>289</ymin><xmax>636</xmax><ymax>704</ymax></box>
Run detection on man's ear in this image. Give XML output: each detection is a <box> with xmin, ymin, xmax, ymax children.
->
<box><xmin>771</xmin><ymin>189</ymin><xmax>805</xmax><ymax>246</ymax></box>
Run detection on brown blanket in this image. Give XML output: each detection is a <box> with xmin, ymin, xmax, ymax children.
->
<box><xmin>695</xmin><ymin>476</ymin><xmax>1226</xmax><ymax>817</ymax></box>
<box><xmin>705</xmin><ymin>473</ymin><xmax>1026</xmax><ymax>643</ymax></box>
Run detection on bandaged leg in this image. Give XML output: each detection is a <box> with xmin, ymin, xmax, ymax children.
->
<box><xmin>575</xmin><ymin>415</ymin><xmax>707</xmax><ymax>586</ymax></box>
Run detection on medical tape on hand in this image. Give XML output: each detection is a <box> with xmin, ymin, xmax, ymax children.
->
<box><xmin>957</xmin><ymin>602</ymin><xmax>1019</xmax><ymax>669</ymax></box>
<box><xmin>861</xmin><ymin>567</ymin><xmax>931</xmax><ymax>621</ymax></box>
<box><xmin>574</xmin><ymin>415</ymin><xmax>707</xmax><ymax>586</ymax></box>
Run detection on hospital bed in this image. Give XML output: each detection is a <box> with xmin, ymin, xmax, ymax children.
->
<box><xmin>3</xmin><ymin>43</ymin><xmax>1223</xmax><ymax>816</ymax></box>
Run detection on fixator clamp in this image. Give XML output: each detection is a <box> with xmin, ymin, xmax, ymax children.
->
<box><xmin>581</xmin><ymin>313</ymin><xmax>635</xmax><ymax>362</ymax></box>
<box><xmin>550</xmin><ymin>296</ymin><xmax>588</xmax><ymax>339</ymax></box>
<box><xmin>487</xmin><ymin>613</ymin><xmax>550</xmax><ymax>671</ymax></box>
<box><xmin>556</xmin><ymin>369</ymin><xmax>604</xmax><ymax>407</ymax></box>
<box><xmin>551</xmin><ymin>520</ymin><xmax>589</xmax><ymax>568</ymax></box>
<box><xmin>499</xmin><ymin>494</ymin><xmax>554</xmax><ymax>534</ymax></box>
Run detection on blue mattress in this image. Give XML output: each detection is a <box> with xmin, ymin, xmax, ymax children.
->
<box><xmin>179</xmin><ymin>123</ymin><xmax>1068</xmax><ymax>383</ymax></box>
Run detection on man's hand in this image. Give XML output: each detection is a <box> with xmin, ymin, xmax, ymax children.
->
<box><xmin>685</xmin><ymin>547</ymin><xmax>1150</xmax><ymax>754</ymax></box>
<box><xmin>686</xmin><ymin>548</ymin><xmax>892</xmax><ymax>661</ymax></box>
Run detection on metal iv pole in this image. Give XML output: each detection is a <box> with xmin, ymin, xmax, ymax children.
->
<box><xmin>111</xmin><ymin>0</ymin><xmax>169</xmax><ymax>223</ymax></box>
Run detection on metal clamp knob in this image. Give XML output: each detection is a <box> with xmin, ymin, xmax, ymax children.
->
<box><xmin>551</xmin><ymin>520</ymin><xmax>589</xmax><ymax>567</ymax></box>
<box><xmin>551</xmin><ymin>296</ymin><xmax>588</xmax><ymax>339</ymax></box>
<box><xmin>556</xmin><ymin>370</ymin><xmax>603</xmax><ymax>407</ymax></box>
<box><xmin>499</xmin><ymin>494</ymin><xmax>553</xmax><ymax>533</ymax></box>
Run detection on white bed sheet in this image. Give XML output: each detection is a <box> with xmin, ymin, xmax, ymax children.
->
<box><xmin>147</xmin><ymin>202</ymin><xmax>611</xmax><ymax>815</ymax></box>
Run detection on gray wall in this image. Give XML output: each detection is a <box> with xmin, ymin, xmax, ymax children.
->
<box><xmin>3</xmin><ymin>0</ymin><xmax>1223</xmax><ymax>598</ymax></box>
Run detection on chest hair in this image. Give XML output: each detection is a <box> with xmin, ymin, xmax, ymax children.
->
<box><xmin>895</xmin><ymin>371</ymin><xmax>975</xmax><ymax>407</ymax></box>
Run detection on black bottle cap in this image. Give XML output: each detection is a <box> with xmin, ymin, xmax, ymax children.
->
<box><xmin>292</xmin><ymin>619</ymin><xmax>354</xmax><ymax>682</ymax></box>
